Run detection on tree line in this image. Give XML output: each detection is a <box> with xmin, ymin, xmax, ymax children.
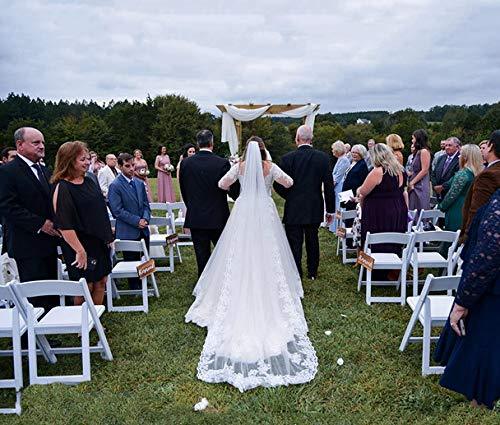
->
<box><xmin>1</xmin><ymin>92</ymin><xmax>499</xmax><ymax>174</ymax></box>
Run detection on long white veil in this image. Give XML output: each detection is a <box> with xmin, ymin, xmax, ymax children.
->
<box><xmin>185</xmin><ymin>141</ymin><xmax>317</xmax><ymax>392</ymax></box>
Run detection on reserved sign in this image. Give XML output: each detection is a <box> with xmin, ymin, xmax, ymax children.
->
<box><xmin>356</xmin><ymin>251</ymin><xmax>375</xmax><ymax>271</ymax></box>
<box><xmin>136</xmin><ymin>259</ymin><xmax>156</xmax><ymax>278</ymax></box>
<box><xmin>336</xmin><ymin>227</ymin><xmax>346</xmax><ymax>238</ymax></box>
<box><xmin>166</xmin><ymin>233</ymin><xmax>179</xmax><ymax>246</ymax></box>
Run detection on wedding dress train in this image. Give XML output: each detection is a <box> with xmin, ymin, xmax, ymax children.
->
<box><xmin>185</xmin><ymin>142</ymin><xmax>318</xmax><ymax>392</ymax></box>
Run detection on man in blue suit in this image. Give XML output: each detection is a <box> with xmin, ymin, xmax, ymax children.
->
<box><xmin>108</xmin><ymin>152</ymin><xmax>151</xmax><ymax>289</ymax></box>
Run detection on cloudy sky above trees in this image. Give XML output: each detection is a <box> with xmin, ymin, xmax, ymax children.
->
<box><xmin>1</xmin><ymin>0</ymin><xmax>499</xmax><ymax>114</ymax></box>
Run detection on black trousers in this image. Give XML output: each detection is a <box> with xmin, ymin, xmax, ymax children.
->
<box><xmin>190</xmin><ymin>228</ymin><xmax>223</xmax><ymax>277</ymax></box>
<box><xmin>16</xmin><ymin>254</ymin><xmax>59</xmax><ymax>311</ymax></box>
<box><xmin>285</xmin><ymin>223</ymin><xmax>320</xmax><ymax>278</ymax></box>
<box><xmin>122</xmin><ymin>232</ymin><xmax>150</xmax><ymax>290</ymax></box>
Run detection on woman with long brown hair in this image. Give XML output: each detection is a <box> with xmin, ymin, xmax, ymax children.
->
<box><xmin>51</xmin><ymin>141</ymin><xmax>114</xmax><ymax>305</ymax></box>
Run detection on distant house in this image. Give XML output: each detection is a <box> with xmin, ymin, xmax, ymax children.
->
<box><xmin>356</xmin><ymin>118</ymin><xmax>371</xmax><ymax>125</ymax></box>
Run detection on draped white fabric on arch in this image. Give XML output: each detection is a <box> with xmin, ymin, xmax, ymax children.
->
<box><xmin>221</xmin><ymin>104</ymin><xmax>319</xmax><ymax>155</ymax></box>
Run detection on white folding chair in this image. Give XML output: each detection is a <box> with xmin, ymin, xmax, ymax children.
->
<box><xmin>150</xmin><ymin>202</ymin><xmax>184</xmax><ymax>262</ymax></box>
<box><xmin>107</xmin><ymin>239</ymin><xmax>159</xmax><ymax>313</ymax></box>
<box><xmin>334</xmin><ymin>208</ymin><xmax>344</xmax><ymax>257</ymax></box>
<box><xmin>409</xmin><ymin>230</ymin><xmax>460</xmax><ymax>296</ymax></box>
<box><xmin>166</xmin><ymin>201</ymin><xmax>192</xmax><ymax>250</ymax></box>
<box><xmin>337</xmin><ymin>210</ymin><xmax>358</xmax><ymax>264</ymax></box>
<box><xmin>399</xmin><ymin>274</ymin><xmax>460</xmax><ymax>375</ymax></box>
<box><xmin>11</xmin><ymin>278</ymin><xmax>112</xmax><ymax>385</ymax></box>
<box><xmin>407</xmin><ymin>209</ymin><xmax>418</xmax><ymax>233</ymax></box>
<box><xmin>451</xmin><ymin>244</ymin><xmax>464</xmax><ymax>276</ymax></box>
<box><xmin>357</xmin><ymin>232</ymin><xmax>414</xmax><ymax>305</ymax></box>
<box><xmin>0</xmin><ymin>284</ymin><xmax>41</xmax><ymax>415</ymax></box>
<box><xmin>148</xmin><ymin>217</ymin><xmax>176</xmax><ymax>273</ymax></box>
<box><xmin>413</xmin><ymin>209</ymin><xmax>444</xmax><ymax>232</ymax></box>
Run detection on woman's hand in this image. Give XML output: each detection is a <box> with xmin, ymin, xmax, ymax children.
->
<box><xmin>449</xmin><ymin>303</ymin><xmax>468</xmax><ymax>336</ymax></box>
<box><xmin>72</xmin><ymin>250</ymin><xmax>87</xmax><ymax>270</ymax></box>
<box><xmin>408</xmin><ymin>182</ymin><xmax>414</xmax><ymax>192</ymax></box>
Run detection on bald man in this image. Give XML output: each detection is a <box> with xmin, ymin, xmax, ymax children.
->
<box><xmin>98</xmin><ymin>153</ymin><xmax>119</xmax><ymax>199</ymax></box>
<box><xmin>0</xmin><ymin>127</ymin><xmax>59</xmax><ymax>308</ymax></box>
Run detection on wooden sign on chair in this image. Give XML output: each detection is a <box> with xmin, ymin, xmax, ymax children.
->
<box><xmin>166</xmin><ymin>233</ymin><xmax>179</xmax><ymax>246</ymax></box>
<box><xmin>356</xmin><ymin>251</ymin><xmax>375</xmax><ymax>271</ymax></box>
<box><xmin>136</xmin><ymin>259</ymin><xmax>156</xmax><ymax>279</ymax></box>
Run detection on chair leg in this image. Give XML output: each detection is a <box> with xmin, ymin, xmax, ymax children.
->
<box><xmin>176</xmin><ymin>244</ymin><xmax>182</xmax><ymax>263</ymax></box>
<box><xmin>169</xmin><ymin>245</ymin><xmax>175</xmax><ymax>273</ymax></box>
<box><xmin>81</xmin><ymin>305</ymin><xmax>91</xmax><ymax>381</ymax></box>
<box><xmin>106</xmin><ymin>276</ymin><xmax>114</xmax><ymax>312</ymax></box>
<box><xmin>400</xmin><ymin>267</ymin><xmax>407</xmax><ymax>306</ymax></box>
<box><xmin>357</xmin><ymin>267</ymin><xmax>363</xmax><ymax>292</ymax></box>
<box><xmin>27</xmin><ymin>310</ymin><xmax>39</xmax><ymax>385</ymax></box>
<box><xmin>141</xmin><ymin>277</ymin><xmax>149</xmax><ymax>313</ymax></box>
<box><xmin>366</xmin><ymin>269</ymin><xmax>372</xmax><ymax>305</ymax></box>
<box><xmin>422</xmin><ymin>305</ymin><xmax>431</xmax><ymax>376</ymax></box>
<box><xmin>412</xmin><ymin>264</ymin><xmax>419</xmax><ymax>297</ymax></box>
<box><xmin>150</xmin><ymin>273</ymin><xmax>160</xmax><ymax>298</ymax></box>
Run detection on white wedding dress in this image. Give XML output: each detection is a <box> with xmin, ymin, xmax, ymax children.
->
<box><xmin>185</xmin><ymin>141</ymin><xmax>318</xmax><ymax>392</ymax></box>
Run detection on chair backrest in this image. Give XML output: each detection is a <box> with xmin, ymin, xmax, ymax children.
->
<box><xmin>412</xmin><ymin>230</ymin><xmax>460</xmax><ymax>244</ymax></box>
<box><xmin>148</xmin><ymin>216</ymin><xmax>170</xmax><ymax>227</ymax></box>
<box><xmin>415</xmin><ymin>209</ymin><xmax>445</xmax><ymax>231</ymax></box>
<box><xmin>113</xmin><ymin>239</ymin><xmax>150</xmax><ymax>260</ymax></box>
<box><xmin>426</xmin><ymin>274</ymin><xmax>461</xmax><ymax>293</ymax></box>
<box><xmin>365</xmin><ymin>232</ymin><xmax>413</xmax><ymax>247</ymax></box>
<box><xmin>12</xmin><ymin>279</ymin><xmax>87</xmax><ymax>300</ymax></box>
<box><xmin>0</xmin><ymin>282</ymin><xmax>14</xmax><ymax>303</ymax></box>
<box><xmin>340</xmin><ymin>210</ymin><xmax>357</xmax><ymax>221</ymax></box>
<box><xmin>150</xmin><ymin>202</ymin><xmax>168</xmax><ymax>212</ymax></box>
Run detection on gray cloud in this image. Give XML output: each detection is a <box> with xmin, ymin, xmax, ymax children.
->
<box><xmin>0</xmin><ymin>0</ymin><xmax>499</xmax><ymax>115</ymax></box>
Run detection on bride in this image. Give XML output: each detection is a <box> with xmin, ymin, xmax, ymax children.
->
<box><xmin>185</xmin><ymin>136</ymin><xmax>318</xmax><ymax>392</ymax></box>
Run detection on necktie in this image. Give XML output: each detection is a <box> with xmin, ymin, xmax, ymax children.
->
<box><xmin>32</xmin><ymin>163</ymin><xmax>50</xmax><ymax>193</ymax></box>
<box><xmin>441</xmin><ymin>156</ymin><xmax>452</xmax><ymax>177</ymax></box>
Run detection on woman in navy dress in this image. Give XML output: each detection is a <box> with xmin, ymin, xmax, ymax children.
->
<box><xmin>435</xmin><ymin>189</ymin><xmax>500</xmax><ymax>409</ymax></box>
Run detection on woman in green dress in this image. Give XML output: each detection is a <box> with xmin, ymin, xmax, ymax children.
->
<box><xmin>438</xmin><ymin>144</ymin><xmax>484</xmax><ymax>231</ymax></box>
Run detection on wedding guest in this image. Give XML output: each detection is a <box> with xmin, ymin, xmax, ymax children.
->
<box><xmin>109</xmin><ymin>153</ymin><xmax>151</xmax><ymax>290</ymax></box>
<box><xmin>365</xmin><ymin>139</ymin><xmax>376</xmax><ymax>170</ymax></box>
<box><xmin>479</xmin><ymin>139</ymin><xmax>489</xmax><ymax>166</ymax></box>
<box><xmin>154</xmin><ymin>145</ymin><xmax>176</xmax><ymax>203</ymax></box>
<box><xmin>0</xmin><ymin>127</ymin><xmax>59</xmax><ymax>310</ymax></box>
<box><xmin>176</xmin><ymin>143</ymin><xmax>196</xmax><ymax>183</ymax></box>
<box><xmin>406</xmin><ymin>144</ymin><xmax>415</xmax><ymax>177</ymax></box>
<box><xmin>408</xmin><ymin>129</ymin><xmax>431</xmax><ymax>213</ymax></box>
<box><xmin>357</xmin><ymin>143</ymin><xmax>408</xmax><ymax>253</ymax></box>
<box><xmin>1</xmin><ymin>147</ymin><xmax>17</xmax><ymax>164</ymax></box>
<box><xmin>341</xmin><ymin>144</ymin><xmax>369</xmax><ymax>213</ymax></box>
<box><xmin>385</xmin><ymin>133</ymin><xmax>404</xmax><ymax>165</ymax></box>
<box><xmin>329</xmin><ymin>140</ymin><xmax>350</xmax><ymax>232</ymax></box>
<box><xmin>435</xmin><ymin>189</ymin><xmax>500</xmax><ymax>409</ymax></box>
<box><xmin>438</xmin><ymin>144</ymin><xmax>483</xmax><ymax>231</ymax></box>
<box><xmin>461</xmin><ymin>130</ymin><xmax>500</xmax><ymax>239</ymax></box>
<box><xmin>98</xmin><ymin>153</ymin><xmax>119</xmax><ymax>200</ymax></box>
<box><xmin>344</xmin><ymin>142</ymin><xmax>352</xmax><ymax>161</ymax></box>
<box><xmin>88</xmin><ymin>151</ymin><xmax>104</xmax><ymax>175</ymax></box>
<box><xmin>431</xmin><ymin>140</ymin><xmax>447</xmax><ymax>170</ymax></box>
<box><xmin>52</xmin><ymin>141</ymin><xmax>113</xmax><ymax>305</ymax></box>
<box><xmin>133</xmin><ymin>149</ymin><xmax>153</xmax><ymax>202</ymax></box>
<box><xmin>431</xmin><ymin>136</ymin><xmax>461</xmax><ymax>201</ymax></box>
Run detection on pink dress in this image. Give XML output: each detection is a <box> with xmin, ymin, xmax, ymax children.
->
<box><xmin>156</xmin><ymin>155</ymin><xmax>176</xmax><ymax>203</ymax></box>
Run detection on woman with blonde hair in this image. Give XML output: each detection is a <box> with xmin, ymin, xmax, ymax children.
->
<box><xmin>438</xmin><ymin>144</ymin><xmax>484</xmax><ymax>231</ymax></box>
<box><xmin>385</xmin><ymin>133</ymin><xmax>405</xmax><ymax>165</ymax></box>
<box><xmin>51</xmin><ymin>141</ymin><xmax>114</xmax><ymax>305</ymax></box>
<box><xmin>357</xmin><ymin>143</ymin><xmax>408</xmax><ymax>254</ymax></box>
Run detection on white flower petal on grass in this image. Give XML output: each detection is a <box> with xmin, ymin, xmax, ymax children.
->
<box><xmin>340</xmin><ymin>314</ymin><xmax>348</xmax><ymax>318</ymax></box>
<box><xmin>194</xmin><ymin>398</ymin><xmax>209</xmax><ymax>411</ymax></box>
<box><xmin>324</xmin><ymin>330</ymin><xmax>332</xmax><ymax>336</ymax></box>
<box><xmin>337</xmin><ymin>358</ymin><xmax>344</xmax><ymax>366</ymax></box>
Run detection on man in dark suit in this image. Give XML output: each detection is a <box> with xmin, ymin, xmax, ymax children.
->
<box><xmin>1</xmin><ymin>146</ymin><xmax>17</xmax><ymax>254</ymax></box>
<box><xmin>0</xmin><ymin>127</ymin><xmax>59</xmax><ymax>308</ymax></box>
<box><xmin>431</xmin><ymin>136</ymin><xmax>461</xmax><ymax>200</ymax></box>
<box><xmin>461</xmin><ymin>130</ymin><xmax>500</xmax><ymax>239</ymax></box>
<box><xmin>108</xmin><ymin>152</ymin><xmax>151</xmax><ymax>289</ymax></box>
<box><xmin>180</xmin><ymin>129</ymin><xmax>238</xmax><ymax>277</ymax></box>
<box><xmin>274</xmin><ymin>125</ymin><xmax>334</xmax><ymax>280</ymax></box>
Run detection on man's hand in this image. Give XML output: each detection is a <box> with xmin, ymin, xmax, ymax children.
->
<box><xmin>138</xmin><ymin>218</ymin><xmax>148</xmax><ymax>229</ymax></box>
<box><xmin>40</xmin><ymin>219</ymin><xmax>61</xmax><ymax>237</ymax></box>
<box><xmin>434</xmin><ymin>185</ymin><xmax>443</xmax><ymax>194</ymax></box>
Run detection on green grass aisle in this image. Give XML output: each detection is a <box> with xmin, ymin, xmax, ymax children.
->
<box><xmin>0</xmin><ymin>179</ymin><xmax>497</xmax><ymax>424</ymax></box>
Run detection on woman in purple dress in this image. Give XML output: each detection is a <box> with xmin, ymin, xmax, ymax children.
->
<box><xmin>357</xmin><ymin>143</ymin><xmax>409</xmax><ymax>254</ymax></box>
<box><xmin>154</xmin><ymin>146</ymin><xmax>176</xmax><ymax>203</ymax></box>
<box><xmin>408</xmin><ymin>129</ymin><xmax>431</xmax><ymax>212</ymax></box>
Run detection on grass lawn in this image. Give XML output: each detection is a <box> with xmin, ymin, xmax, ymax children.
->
<box><xmin>0</xmin><ymin>179</ymin><xmax>498</xmax><ymax>424</ymax></box>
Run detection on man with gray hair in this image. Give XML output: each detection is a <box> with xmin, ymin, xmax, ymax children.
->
<box><xmin>98</xmin><ymin>153</ymin><xmax>119</xmax><ymax>199</ymax></box>
<box><xmin>274</xmin><ymin>125</ymin><xmax>334</xmax><ymax>280</ymax></box>
<box><xmin>431</xmin><ymin>136</ymin><xmax>461</xmax><ymax>200</ymax></box>
<box><xmin>0</xmin><ymin>127</ymin><xmax>59</xmax><ymax>309</ymax></box>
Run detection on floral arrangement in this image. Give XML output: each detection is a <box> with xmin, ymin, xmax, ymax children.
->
<box><xmin>229</xmin><ymin>154</ymin><xmax>240</xmax><ymax>165</ymax></box>
<box><xmin>164</xmin><ymin>164</ymin><xmax>175</xmax><ymax>173</ymax></box>
<box><xmin>138</xmin><ymin>168</ymin><xmax>150</xmax><ymax>176</ymax></box>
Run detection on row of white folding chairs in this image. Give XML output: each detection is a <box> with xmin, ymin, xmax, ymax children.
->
<box><xmin>357</xmin><ymin>230</ymin><xmax>461</xmax><ymax>305</ymax></box>
<box><xmin>0</xmin><ymin>278</ymin><xmax>112</xmax><ymax>415</ymax></box>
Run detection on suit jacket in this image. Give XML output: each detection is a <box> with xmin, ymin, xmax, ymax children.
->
<box><xmin>274</xmin><ymin>145</ymin><xmax>334</xmax><ymax>225</ymax></box>
<box><xmin>341</xmin><ymin>160</ymin><xmax>369</xmax><ymax>207</ymax></box>
<box><xmin>431</xmin><ymin>153</ymin><xmax>460</xmax><ymax>195</ymax></box>
<box><xmin>461</xmin><ymin>160</ymin><xmax>500</xmax><ymax>236</ymax></box>
<box><xmin>108</xmin><ymin>174</ymin><xmax>151</xmax><ymax>240</ymax></box>
<box><xmin>0</xmin><ymin>156</ymin><xmax>58</xmax><ymax>259</ymax></box>
<box><xmin>180</xmin><ymin>150</ymin><xmax>237</xmax><ymax>229</ymax></box>
<box><xmin>97</xmin><ymin>165</ymin><xmax>119</xmax><ymax>198</ymax></box>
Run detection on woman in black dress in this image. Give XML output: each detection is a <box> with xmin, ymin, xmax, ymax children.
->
<box><xmin>51</xmin><ymin>141</ymin><xmax>114</xmax><ymax>305</ymax></box>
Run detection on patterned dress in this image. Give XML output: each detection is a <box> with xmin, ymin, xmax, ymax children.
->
<box><xmin>438</xmin><ymin>168</ymin><xmax>474</xmax><ymax>231</ymax></box>
<box><xmin>435</xmin><ymin>190</ymin><xmax>500</xmax><ymax>409</ymax></box>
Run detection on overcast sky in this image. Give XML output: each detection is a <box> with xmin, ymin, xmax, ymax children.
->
<box><xmin>1</xmin><ymin>0</ymin><xmax>499</xmax><ymax>115</ymax></box>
